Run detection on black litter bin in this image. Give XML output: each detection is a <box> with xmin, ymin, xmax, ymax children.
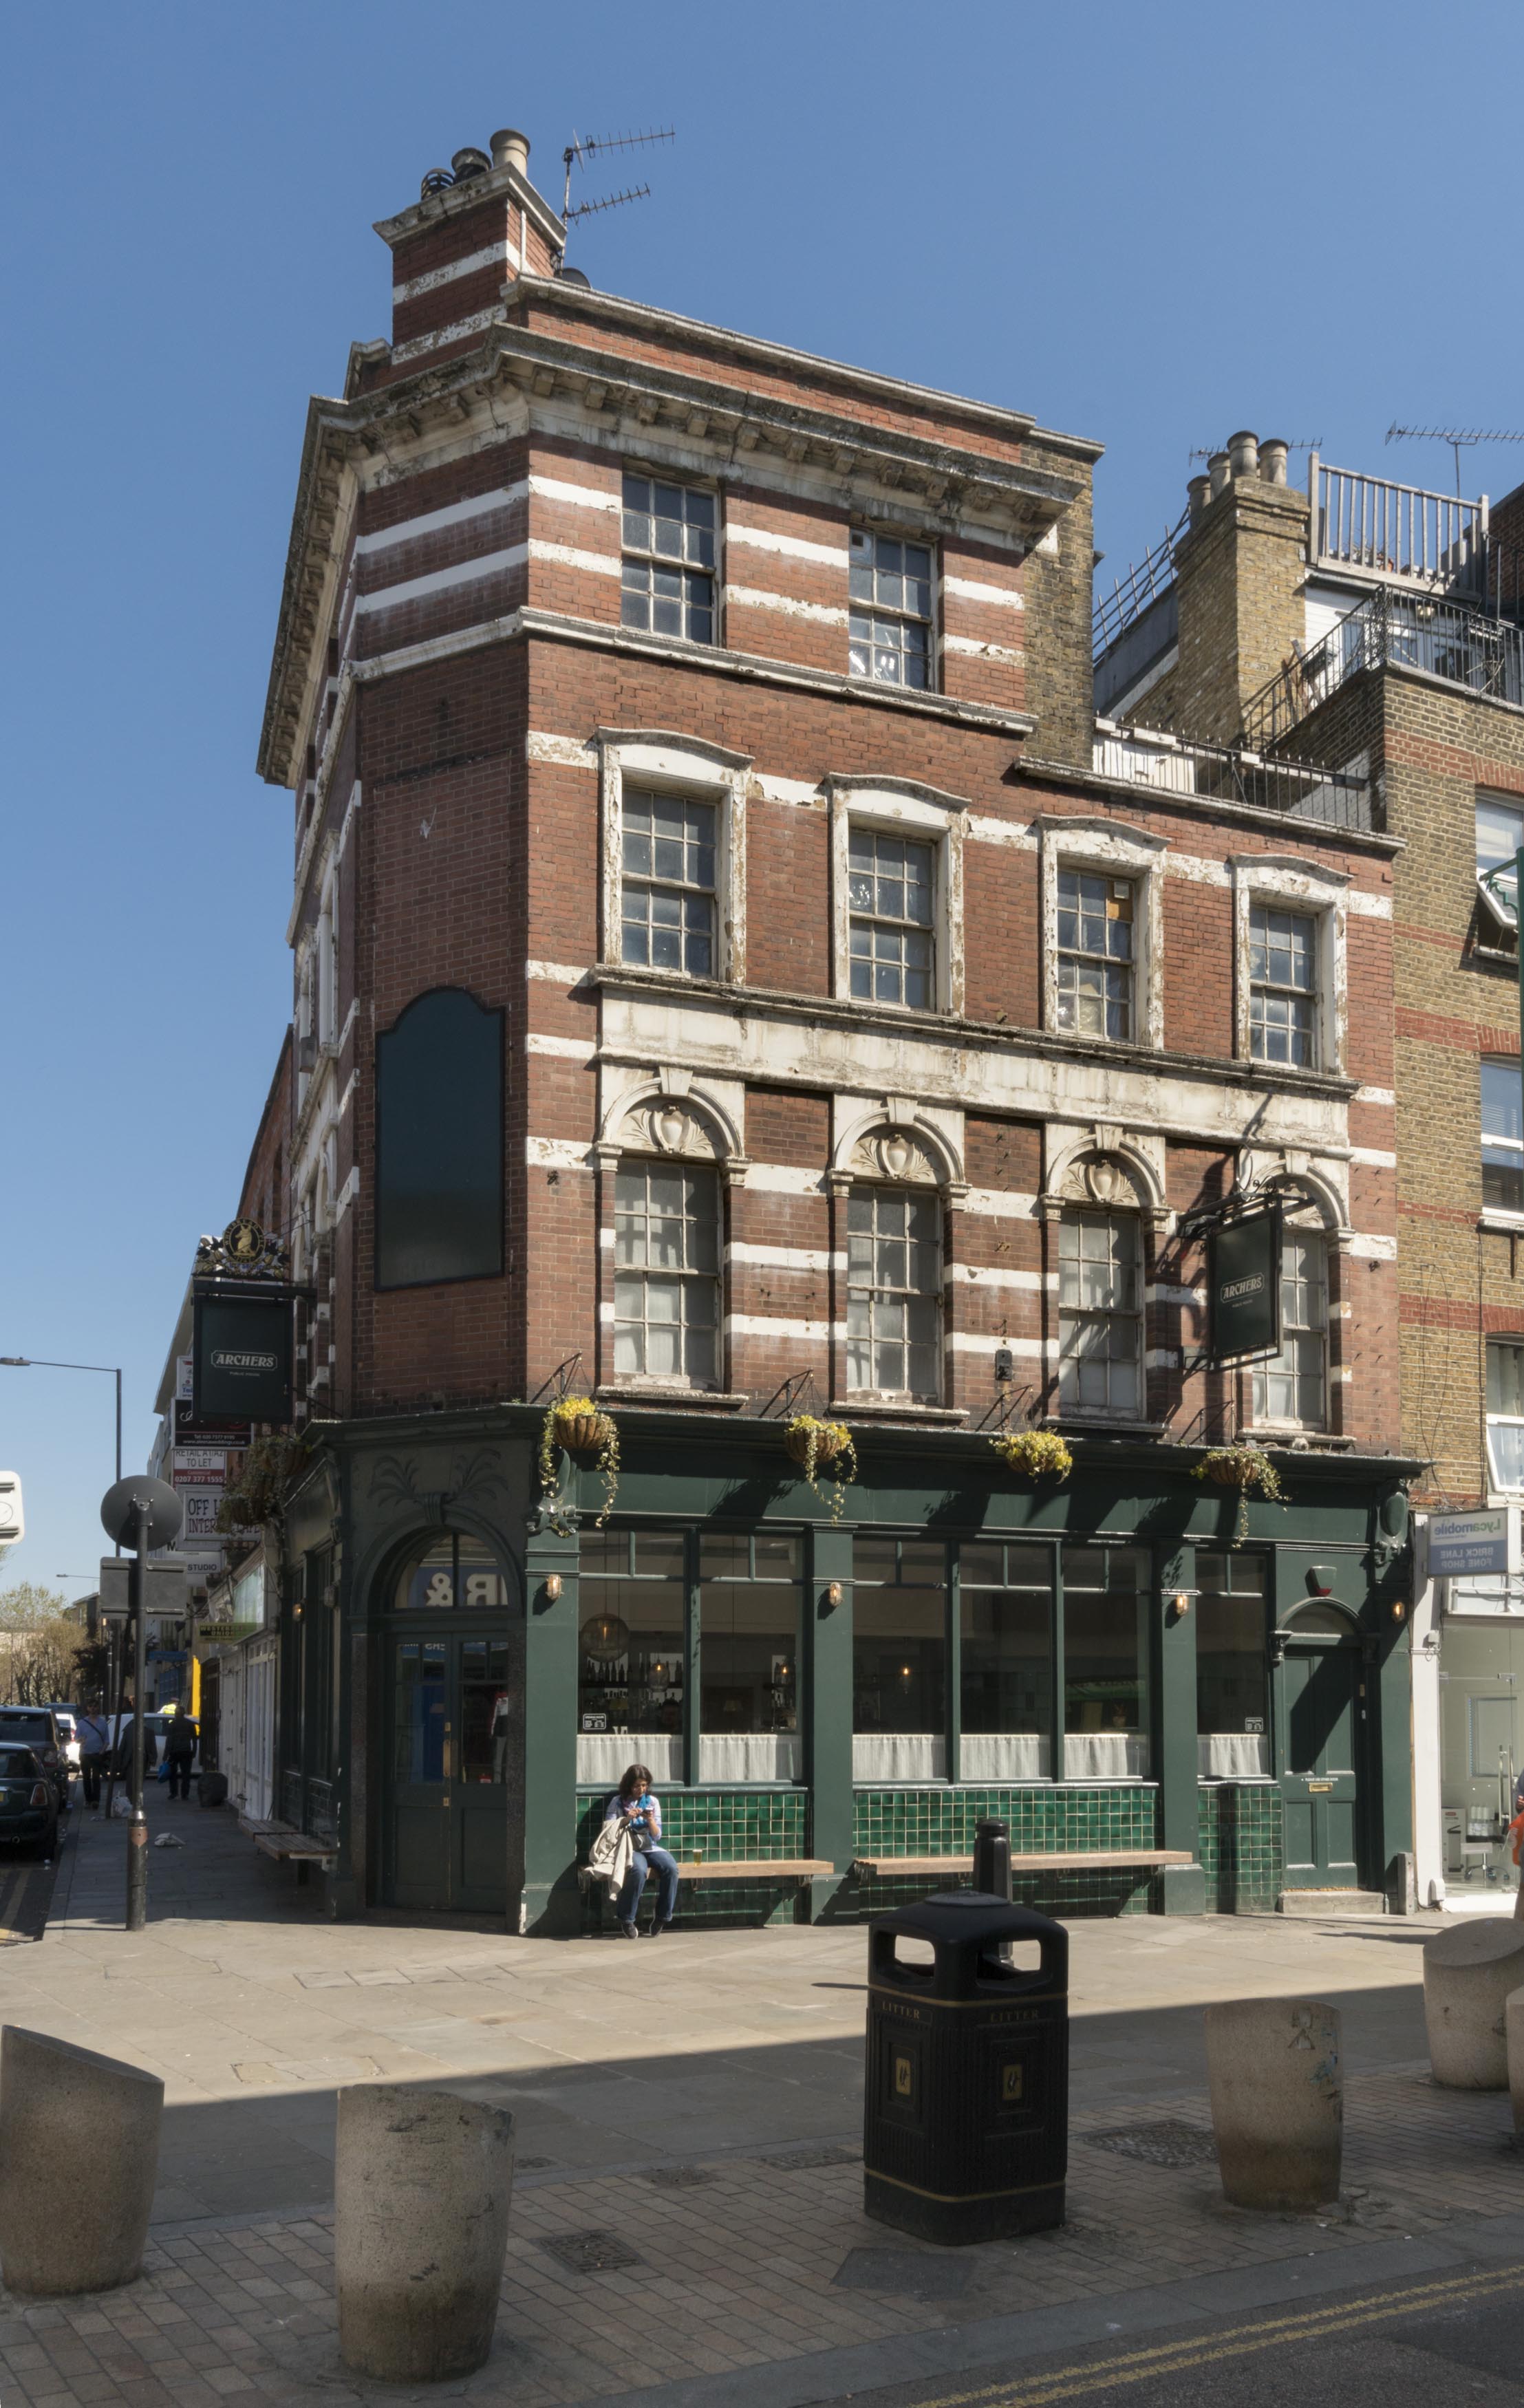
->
<box><xmin>863</xmin><ymin>1890</ymin><xmax>1068</xmax><ymax>2245</ymax></box>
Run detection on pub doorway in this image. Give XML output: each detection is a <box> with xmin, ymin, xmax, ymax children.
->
<box><xmin>1276</xmin><ymin>1601</ymin><xmax>1364</xmax><ymax>1890</ymax></box>
<box><xmin>383</xmin><ymin>1531</ymin><xmax>517</xmax><ymax>1914</ymax></box>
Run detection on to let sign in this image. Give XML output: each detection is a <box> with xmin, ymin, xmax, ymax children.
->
<box><xmin>1428</xmin><ymin>1508</ymin><xmax>1518</xmax><ymax>1580</ymax></box>
<box><xmin>193</xmin><ymin>1292</ymin><xmax>293</xmax><ymax>1425</ymax></box>
<box><xmin>1208</xmin><ymin>1206</ymin><xmax>1282</xmax><ymax>1364</ymax></box>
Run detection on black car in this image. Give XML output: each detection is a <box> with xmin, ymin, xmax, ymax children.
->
<box><xmin>0</xmin><ymin>1710</ymin><xmax>69</xmax><ymax>1810</ymax></box>
<box><xmin>0</xmin><ymin>1744</ymin><xmax>59</xmax><ymax>1856</ymax></box>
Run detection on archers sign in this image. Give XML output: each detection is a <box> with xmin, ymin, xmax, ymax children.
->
<box><xmin>1208</xmin><ymin>1205</ymin><xmax>1282</xmax><ymax>1366</ymax></box>
<box><xmin>193</xmin><ymin>1292</ymin><xmax>293</xmax><ymax>1425</ymax></box>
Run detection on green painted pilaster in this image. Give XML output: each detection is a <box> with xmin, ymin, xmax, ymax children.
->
<box><xmin>1157</xmin><ymin>1544</ymin><xmax>1205</xmax><ymax>1913</ymax></box>
<box><xmin>806</xmin><ymin>1524</ymin><xmax>855</xmax><ymax>1920</ymax></box>
<box><xmin>522</xmin><ymin>1519</ymin><xmax>581</xmax><ymax>1935</ymax></box>
<box><xmin>1376</xmin><ymin>1624</ymin><xmax>1413</xmax><ymax>1891</ymax></box>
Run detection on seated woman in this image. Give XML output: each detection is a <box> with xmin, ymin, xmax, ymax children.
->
<box><xmin>604</xmin><ymin>1762</ymin><xmax>680</xmax><ymax>1939</ymax></box>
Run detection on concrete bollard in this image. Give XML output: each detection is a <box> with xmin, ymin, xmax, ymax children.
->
<box><xmin>1424</xmin><ymin>1920</ymin><xmax>1524</xmax><ymax>2089</ymax></box>
<box><xmin>0</xmin><ymin>2026</ymin><xmax>163</xmax><ymax>2294</ymax></box>
<box><xmin>1203</xmin><ymin>1998</ymin><xmax>1342</xmax><ymax>2209</ymax></box>
<box><xmin>335</xmin><ymin>2083</ymin><xmax>514</xmax><ymax>2381</ymax></box>
<box><xmin>1506</xmin><ymin>1987</ymin><xmax>1524</xmax><ymax>2132</ymax></box>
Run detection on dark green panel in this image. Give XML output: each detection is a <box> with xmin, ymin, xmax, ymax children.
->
<box><xmin>807</xmin><ymin>1526</ymin><xmax>855</xmax><ymax>1915</ymax></box>
<box><xmin>1283</xmin><ymin>1796</ymin><xmax>1316</xmax><ymax>1871</ymax></box>
<box><xmin>522</xmin><ymin>1530</ymin><xmax>581</xmax><ymax>1935</ymax></box>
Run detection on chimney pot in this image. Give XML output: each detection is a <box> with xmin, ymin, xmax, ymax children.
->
<box><xmin>1227</xmin><ymin>429</ymin><xmax>1258</xmax><ymax>480</ymax></box>
<box><xmin>490</xmin><ymin>128</ymin><xmax>530</xmax><ymax>177</ymax></box>
<box><xmin>451</xmin><ymin>147</ymin><xmax>491</xmax><ymax>183</ymax></box>
<box><xmin>1188</xmin><ymin>473</ymin><xmax>1212</xmax><ymax>526</ymax></box>
<box><xmin>1208</xmin><ymin>451</ymin><xmax>1231</xmax><ymax>498</ymax></box>
<box><xmin>1259</xmin><ymin>438</ymin><xmax>1289</xmax><ymax>486</ymax></box>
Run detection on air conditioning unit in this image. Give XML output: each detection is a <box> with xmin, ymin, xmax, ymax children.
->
<box><xmin>0</xmin><ymin>1471</ymin><xmax>22</xmax><ymax>1546</ymax></box>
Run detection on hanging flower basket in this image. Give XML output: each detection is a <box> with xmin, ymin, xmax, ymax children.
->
<box><xmin>540</xmin><ymin>1396</ymin><xmax>621</xmax><ymax>1527</ymax></box>
<box><xmin>989</xmin><ymin>1428</ymin><xmax>1073</xmax><ymax>1483</ymax></box>
<box><xmin>1192</xmin><ymin>1443</ymin><xmax>1284</xmax><ymax>1545</ymax></box>
<box><xmin>782</xmin><ymin>1416</ymin><xmax>857</xmax><ymax>1521</ymax></box>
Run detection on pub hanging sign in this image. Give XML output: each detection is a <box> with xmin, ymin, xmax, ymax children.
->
<box><xmin>1207</xmin><ymin>1203</ymin><xmax>1282</xmax><ymax>1366</ymax></box>
<box><xmin>192</xmin><ymin>1291</ymin><xmax>294</xmax><ymax>1426</ymax></box>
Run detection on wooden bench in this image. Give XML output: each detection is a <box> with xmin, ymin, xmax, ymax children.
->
<box><xmin>242</xmin><ymin>1815</ymin><xmax>336</xmax><ymax>1884</ymax></box>
<box><xmin>850</xmin><ymin>1849</ymin><xmax>1194</xmax><ymax>1878</ymax></box>
<box><xmin>674</xmin><ymin>1858</ymin><xmax>833</xmax><ymax>1883</ymax></box>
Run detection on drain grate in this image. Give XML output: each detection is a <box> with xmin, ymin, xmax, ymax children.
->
<box><xmin>642</xmin><ymin>2165</ymin><xmax>718</xmax><ymax>2189</ymax></box>
<box><xmin>764</xmin><ymin>2144</ymin><xmax>862</xmax><ymax>2171</ymax></box>
<box><xmin>537</xmin><ymin>2229</ymin><xmax>643</xmax><ymax>2274</ymax></box>
<box><xmin>1084</xmin><ymin>2121</ymin><xmax>1219</xmax><ymax>2169</ymax></box>
<box><xmin>517</xmin><ymin>2156</ymin><xmax>555</xmax><ymax>2171</ymax></box>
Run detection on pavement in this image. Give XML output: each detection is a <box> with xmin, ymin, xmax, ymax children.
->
<box><xmin>0</xmin><ymin>1787</ymin><xmax>1518</xmax><ymax>2406</ymax></box>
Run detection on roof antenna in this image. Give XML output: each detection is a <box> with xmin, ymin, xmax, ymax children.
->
<box><xmin>1386</xmin><ymin>422</ymin><xmax>1524</xmax><ymax>497</ymax></box>
<box><xmin>560</xmin><ymin>125</ymin><xmax>674</xmax><ymax>242</ymax></box>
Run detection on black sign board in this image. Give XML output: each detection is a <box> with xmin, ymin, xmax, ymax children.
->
<box><xmin>174</xmin><ymin>1404</ymin><xmax>253</xmax><ymax>1448</ymax></box>
<box><xmin>193</xmin><ymin>1291</ymin><xmax>293</xmax><ymax>1425</ymax></box>
<box><xmin>1208</xmin><ymin>1205</ymin><xmax>1282</xmax><ymax>1365</ymax></box>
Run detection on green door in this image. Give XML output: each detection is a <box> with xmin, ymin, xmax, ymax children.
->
<box><xmin>389</xmin><ymin>1633</ymin><xmax>513</xmax><ymax>1911</ymax></box>
<box><xmin>1279</xmin><ymin>1642</ymin><xmax>1362</xmax><ymax>1889</ymax></box>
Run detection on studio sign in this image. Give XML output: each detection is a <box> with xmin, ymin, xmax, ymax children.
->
<box><xmin>193</xmin><ymin>1294</ymin><xmax>293</xmax><ymax>1425</ymax></box>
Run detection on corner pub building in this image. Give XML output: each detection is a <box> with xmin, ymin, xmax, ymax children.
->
<box><xmin>241</xmin><ymin>122</ymin><xmax>1417</xmax><ymax>1931</ymax></box>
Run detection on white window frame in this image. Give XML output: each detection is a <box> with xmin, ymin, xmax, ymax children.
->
<box><xmin>1249</xmin><ymin>1225</ymin><xmax>1329</xmax><ymax>1434</ymax></box>
<box><xmin>1230</xmin><ymin>854</ymin><xmax>1348</xmax><ymax>1077</ymax></box>
<box><xmin>599</xmin><ymin>730</ymin><xmax>751</xmax><ymax>986</ymax></box>
<box><xmin>1057</xmin><ymin>1205</ymin><xmax>1145</xmax><ymax>1421</ymax></box>
<box><xmin>619</xmin><ymin>469</ymin><xmax>721</xmax><ymax>649</ymax></box>
<box><xmin>612</xmin><ymin>1156</ymin><xmax>722</xmax><ymax>1390</ymax></box>
<box><xmin>1038</xmin><ymin>819</ymin><xmax>1167</xmax><ymax>1051</ymax></box>
<box><xmin>1486</xmin><ymin>1337</ymin><xmax>1524</xmax><ymax>1494</ymax></box>
<box><xmin>316</xmin><ymin>864</ymin><xmax>338</xmax><ymax>1053</ymax></box>
<box><xmin>848</xmin><ymin>524</ymin><xmax>938</xmax><ymax>693</ymax></box>
<box><xmin>827</xmin><ymin>777</ymin><xmax>966</xmax><ymax>1017</ymax></box>
<box><xmin>844</xmin><ymin>1180</ymin><xmax>945</xmax><ymax>1402</ymax></box>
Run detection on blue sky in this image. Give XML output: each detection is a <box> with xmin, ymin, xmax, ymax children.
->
<box><xmin>4</xmin><ymin>0</ymin><xmax>1522</xmax><ymax>1601</ymax></box>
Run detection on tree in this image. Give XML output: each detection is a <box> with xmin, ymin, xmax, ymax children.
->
<box><xmin>0</xmin><ymin>1584</ymin><xmax>84</xmax><ymax>1705</ymax></box>
<box><xmin>0</xmin><ymin>1582</ymin><xmax>69</xmax><ymax>1633</ymax></box>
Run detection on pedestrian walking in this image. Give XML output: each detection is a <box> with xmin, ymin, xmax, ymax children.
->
<box><xmin>77</xmin><ymin>1710</ymin><xmax>111</xmax><ymax>1810</ymax></box>
<box><xmin>164</xmin><ymin>1708</ymin><xmax>199</xmax><ymax>1801</ymax></box>
<box><xmin>603</xmin><ymin>1763</ymin><xmax>680</xmax><ymax>1939</ymax></box>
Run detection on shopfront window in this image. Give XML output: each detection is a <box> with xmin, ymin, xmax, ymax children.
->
<box><xmin>1062</xmin><ymin>1547</ymin><xmax>1150</xmax><ymax>1777</ymax></box>
<box><xmin>395</xmin><ymin>1534</ymin><xmax>510</xmax><ymax>1612</ymax></box>
<box><xmin>461</xmin><ymin>1638</ymin><xmax>512</xmax><ymax>1785</ymax></box>
<box><xmin>576</xmin><ymin>1530</ymin><xmax>685</xmax><ymax>1785</ymax></box>
<box><xmin>958</xmin><ymin>1542</ymin><xmax>1052</xmax><ymax>1780</ymax></box>
<box><xmin>852</xmin><ymin>1538</ymin><xmax>947</xmax><ymax>1781</ymax></box>
<box><xmin>1195</xmin><ymin>1553</ymin><xmax>1269</xmax><ymax>1778</ymax></box>
<box><xmin>698</xmin><ymin>1533</ymin><xmax>802</xmax><ymax>1782</ymax></box>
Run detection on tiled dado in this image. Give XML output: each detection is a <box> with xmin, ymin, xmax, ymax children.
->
<box><xmin>1198</xmin><ymin>1781</ymin><xmax>1283</xmax><ymax>1912</ymax></box>
<box><xmin>575</xmin><ymin>1789</ymin><xmax>812</xmax><ymax>1931</ymax></box>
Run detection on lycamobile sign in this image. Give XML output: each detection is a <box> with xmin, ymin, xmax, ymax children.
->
<box><xmin>1208</xmin><ymin>1205</ymin><xmax>1282</xmax><ymax>1365</ymax></box>
<box><xmin>193</xmin><ymin>1294</ymin><xmax>293</xmax><ymax>1424</ymax></box>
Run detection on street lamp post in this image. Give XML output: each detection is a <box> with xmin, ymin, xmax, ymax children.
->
<box><xmin>0</xmin><ymin>1357</ymin><xmax>125</xmax><ymax>1550</ymax></box>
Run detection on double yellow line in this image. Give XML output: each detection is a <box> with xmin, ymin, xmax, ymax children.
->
<box><xmin>912</xmin><ymin>2261</ymin><xmax>1524</xmax><ymax>2407</ymax></box>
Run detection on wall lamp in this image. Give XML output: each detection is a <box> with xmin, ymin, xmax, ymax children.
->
<box><xmin>1168</xmin><ymin>1590</ymin><xmax>1198</xmax><ymax>1620</ymax></box>
<box><xmin>544</xmin><ymin>1574</ymin><xmax>563</xmax><ymax>1602</ymax></box>
<box><xmin>824</xmin><ymin>1580</ymin><xmax>843</xmax><ymax>1607</ymax></box>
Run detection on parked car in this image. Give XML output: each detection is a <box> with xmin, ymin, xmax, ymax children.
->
<box><xmin>0</xmin><ymin>1743</ymin><xmax>60</xmax><ymax>1855</ymax></box>
<box><xmin>43</xmin><ymin>1706</ymin><xmax>81</xmax><ymax>1768</ymax></box>
<box><xmin>0</xmin><ymin>1709</ymin><xmax>69</xmax><ymax>1809</ymax></box>
<box><xmin>104</xmin><ymin>1712</ymin><xmax>169</xmax><ymax>1772</ymax></box>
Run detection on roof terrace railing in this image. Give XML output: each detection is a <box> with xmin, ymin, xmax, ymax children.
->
<box><xmin>1311</xmin><ymin>454</ymin><xmax>1488</xmax><ymax>596</ymax></box>
<box><xmin>1093</xmin><ymin>720</ymin><xmax>1371</xmax><ymax>830</ymax></box>
<box><xmin>1093</xmin><ymin>506</ymin><xmax>1189</xmax><ymax>659</ymax></box>
<box><xmin>1242</xmin><ymin>587</ymin><xmax>1524</xmax><ymax>749</ymax></box>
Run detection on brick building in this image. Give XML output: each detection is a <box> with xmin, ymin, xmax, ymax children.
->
<box><xmin>1095</xmin><ymin>429</ymin><xmax>1524</xmax><ymax>1908</ymax></box>
<box><xmin>224</xmin><ymin>135</ymin><xmax>1414</xmax><ymax>1930</ymax></box>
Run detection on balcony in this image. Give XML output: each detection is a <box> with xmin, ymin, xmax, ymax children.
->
<box><xmin>1310</xmin><ymin>456</ymin><xmax>1488</xmax><ymax>598</ymax></box>
<box><xmin>1243</xmin><ymin>588</ymin><xmax>1524</xmax><ymax>749</ymax></box>
<box><xmin>1093</xmin><ymin>721</ymin><xmax>1371</xmax><ymax>830</ymax></box>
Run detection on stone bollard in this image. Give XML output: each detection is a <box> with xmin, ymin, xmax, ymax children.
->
<box><xmin>1506</xmin><ymin>1987</ymin><xmax>1524</xmax><ymax>2132</ymax></box>
<box><xmin>0</xmin><ymin>2026</ymin><xmax>163</xmax><ymax>2294</ymax></box>
<box><xmin>1203</xmin><ymin>1998</ymin><xmax>1342</xmax><ymax>2209</ymax></box>
<box><xmin>335</xmin><ymin>2083</ymin><xmax>514</xmax><ymax>2381</ymax></box>
<box><xmin>1424</xmin><ymin>1920</ymin><xmax>1524</xmax><ymax>2089</ymax></box>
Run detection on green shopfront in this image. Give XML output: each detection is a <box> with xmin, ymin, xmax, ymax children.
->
<box><xmin>277</xmin><ymin>1410</ymin><xmax>1417</xmax><ymax>1928</ymax></box>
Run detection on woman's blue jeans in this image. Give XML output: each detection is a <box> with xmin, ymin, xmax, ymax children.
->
<box><xmin>617</xmin><ymin>1845</ymin><xmax>680</xmax><ymax>1928</ymax></box>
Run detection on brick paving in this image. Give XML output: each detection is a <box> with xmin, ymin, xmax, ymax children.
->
<box><xmin>1</xmin><ymin>2063</ymin><xmax>1518</xmax><ymax>2405</ymax></box>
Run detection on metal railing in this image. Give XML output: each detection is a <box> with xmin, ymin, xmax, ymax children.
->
<box><xmin>1242</xmin><ymin>588</ymin><xmax>1524</xmax><ymax>748</ymax></box>
<box><xmin>1093</xmin><ymin>506</ymin><xmax>1189</xmax><ymax>658</ymax></box>
<box><xmin>1093</xmin><ymin>721</ymin><xmax>1371</xmax><ymax>830</ymax></box>
<box><xmin>1311</xmin><ymin>454</ymin><xmax>1488</xmax><ymax>596</ymax></box>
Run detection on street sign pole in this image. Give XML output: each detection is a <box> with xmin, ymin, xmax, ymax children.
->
<box><xmin>100</xmin><ymin>1476</ymin><xmax>184</xmax><ymax>1935</ymax></box>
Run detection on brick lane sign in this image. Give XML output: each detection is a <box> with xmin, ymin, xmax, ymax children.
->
<box><xmin>1207</xmin><ymin>1205</ymin><xmax>1282</xmax><ymax>1364</ymax></box>
<box><xmin>1428</xmin><ymin>1507</ymin><xmax>1518</xmax><ymax>1580</ymax></box>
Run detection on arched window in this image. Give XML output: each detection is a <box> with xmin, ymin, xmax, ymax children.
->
<box><xmin>394</xmin><ymin>1534</ymin><xmax>510</xmax><ymax>1612</ymax></box>
<box><xmin>614</xmin><ymin>1161</ymin><xmax>720</xmax><ymax>1385</ymax></box>
<box><xmin>846</xmin><ymin>1184</ymin><xmax>943</xmax><ymax>1398</ymax></box>
<box><xmin>1058</xmin><ymin>1208</ymin><xmax>1141</xmax><ymax>1417</ymax></box>
<box><xmin>374</xmin><ymin>989</ymin><xmax>503</xmax><ymax>1289</ymax></box>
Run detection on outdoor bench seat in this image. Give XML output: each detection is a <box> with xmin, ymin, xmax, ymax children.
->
<box><xmin>673</xmin><ymin>1858</ymin><xmax>833</xmax><ymax>1881</ymax></box>
<box><xmin>850</xmin><ymin>1848</ymin><xmax>1194</xmax><ymax>1878</ymax></box>
<box><xmin>243</xmin><ymin>1816</ymin><xmax>337</xmax><ymax>1883</ymax></box>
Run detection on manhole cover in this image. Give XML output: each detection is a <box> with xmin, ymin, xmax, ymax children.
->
<box><xmin>1084</xmin><ymin>2121</ymin><xmax>1219</xmax><ymax>2169</ymax></box>
<box><xmin>834</xmin><ymin>2247</ymin><xmax>972</xmax><ymax>2299</ymax></box>
<box><xmin>538</xmin><ymin>2230</ymin><xmax>642</xmax><ymax>2274</ymax></box>
<box><xmin>642</xmin><ymin>2165</ymin><xmax>718</xmax><ymax>2189</ymax></box>
<box><xmin>764</xmin><ymin>2144</ymin><xmax>862</xmax><ymax>2171</ymax></box>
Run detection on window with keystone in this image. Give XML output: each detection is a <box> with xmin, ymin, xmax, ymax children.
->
<box><xmin>1483</xmin><ymin>1057</ymin><xmax>1524</xmax><ymax>1212</ymax></box>
<box><xmin>621</xmin><ymin>474</ymin><xmax>716</xmax><ymax>643</ymax></box>
<box><xmin>1058</xmin><ymin>1210</ymin><xmax>1142</xmax><ymax>1418</ymax></box>
<box><xmin>848</xmin><ymin>528</ymin><xmax>933</xmax><ymax>689</ymax></box>
<box><xmin>621</xmin><ymin>789</ymin><xmax>716</xmax><ymax>976</ymax></box>
<box><xmin>1055</xmin><ymin>869</ymin><xmax>1135</xmax><ymax>1041</ymax></box>
<box><xmin>1248</xmin><ymin>903</ymin><xmax>1318</xmax><ymax>1067</ymax></box>
<box><xmin>1252</xmin><ymin>1230</ymin><xmax>1327</xmax><ymax>1428</ymax></box>
<box><xmin>613</xmin><ymin>1162</ymin><xmax>720</xmax><ymax>1386</ymax></box>
<box><xmin>848</xmin><ymin>828</ymin><xmax>935</xmax><ymax>1009</ymax></box>
<box><xmin>846</xmin><ymin>1186</ymin><xmax>943</xmax><ymax>1398</ymax></box>
<box><xmin>1486</xmin><ymin>1340</ymin><xmax>1524</xmax><ymax>1492</ymax></box>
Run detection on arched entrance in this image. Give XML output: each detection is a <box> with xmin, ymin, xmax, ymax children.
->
<box><xmin>1276</xmin><ymin>1600</ymin><xmax>1364</xmax><ymax>1891</ymax></box>
<box><xmin>385</xmin><ymin>1531</ymin><xmax>517</xmax><ymax>1913</ymax></box>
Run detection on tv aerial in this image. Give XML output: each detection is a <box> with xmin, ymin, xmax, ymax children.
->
<box><xmin>1186</xmin><ymin>438</ymin><xmax>1322</xmax><ymax>464</ymax></box>
<box><xmin>561</xmin><ymin>125</ymin><xmax>675</xmax><ymax>233</ymax></box>
<box><xmin>1386</xmin><ymin>422</ymin><xmax>1524</xmax><ymax>495</ymax></box>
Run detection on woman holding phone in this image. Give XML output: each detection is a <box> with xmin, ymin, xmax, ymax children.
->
<box><xmin>604</xmin><ymin>1762</ymin><xmax>680</xmax><ymax>1938</ymax></box>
